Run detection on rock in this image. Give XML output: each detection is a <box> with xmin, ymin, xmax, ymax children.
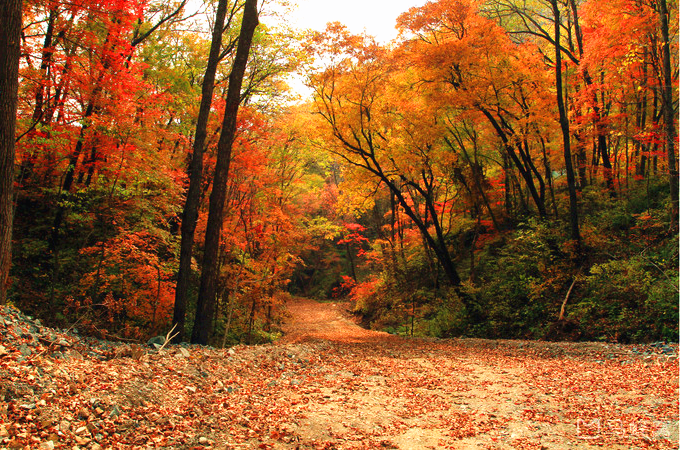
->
<box><xmin>0</xmin><ymin>345</ymin><xmax>7</xmax><ymax>357</ymax></box>
<box><xmin>18</xmin><ymin>343</ymin><xmax>32</xmax><ymax>357</ymax></box>
<box><xmin>147</xmin><ymin>336</ymin><xmax>165</xmax><ymax>348</ymax></box>
<box><xmin>109</xmin><ymin>405</ymin><xmax>121</xmax><ymax>418</ymax></box>
<box><xmin>198</xmin><ymin>436</ymin><xmax>209</xmax><ymax>445</ymax></box>
<box><xmin>77</xmin><ymin>407</ymin><xmax>90</xmax><ymax>419</ymax></box>
<box><xmin>66</xmin><ymin>350</ymin><xmax>83</xmax><ymax>361</ymax></box>
<box><xmin>76</xmin><ymin>436</ymin><xmax>91</xmax><ymax>446</ymax></box>
<box><xmin>39</xmin><ymin>441</ymin><xmax>55</xmax><ymax>450</ymax></box>
<box><xmin>59</xmin><ymin>420</ymin><xmax>71</xmax><ymax>433</ymax></box>
<box><xmin>177</xmin><ymin>347</ymin><xmax>191</xmax><ymax>358</ymax></box>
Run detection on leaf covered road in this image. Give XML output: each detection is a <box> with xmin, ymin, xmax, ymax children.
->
<box><xmin>1</xmin><ymin>300</ymin><xmax>678</xmax><ymax>449</ymax></box>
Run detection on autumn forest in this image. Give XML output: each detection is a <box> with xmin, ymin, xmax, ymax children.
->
<box><xmin>0</xmin><ymin>0</ymin><xmax>678</xmax><ymax>347</ymax></box>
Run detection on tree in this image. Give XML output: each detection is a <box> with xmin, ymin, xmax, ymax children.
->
<box><xmin>397</xmin><ymin>0</ymin><xmax>551</xmax><ymax>220</ymax></box>
<box><xmin>0</xmin><ymin>0</ymin><xmax>22</xmax><ymax>304</ymax></box>
<box><xmin>308</xmin><ymin>26</ymin><xmax>467</xmax><ymax>291</ymax></box>
<box><xmin>550</xmin><ymin>0</ymin><xmax>581</xmax><ymax>243</ymax></box>
<box><xmin>192</xmin><ymin>0</ymin><xmax>259</xmax><ymax>345</ymax></box>
<box><xmin>658</xmin><ymin>0</ymin><xmax>679</xmax><ymax>229</ymax></box>
<box><xmin>173</xmin><ymin>0</ymin><xmax>233</xmax><ymax>343</ymax></box>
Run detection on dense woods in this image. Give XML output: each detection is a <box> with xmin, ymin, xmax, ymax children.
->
<box><xmin>1</xmin><ymin>0</ymin><xmax>678</xmax><ymax>346</ymax></box>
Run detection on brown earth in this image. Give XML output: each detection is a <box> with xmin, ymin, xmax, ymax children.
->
<box><xmin>270</xmin><ymin>297</ymin><xmax>679</xmax><ymax>449</ymax></box>
<box><xmin>1</xmin><ymin>298</ymin><xmax>678</xmax><ymax>449</ymax></box>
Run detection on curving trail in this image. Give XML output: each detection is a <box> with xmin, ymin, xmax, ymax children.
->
<box><xmin>268</xmin><ymin>297</ymin><xmax>679</xmax><ymax>449</ymax></box>
<box><xmin>279</xmin><ymin>297</ymin><xmax>394</xmax><ymax>344</ymax></box>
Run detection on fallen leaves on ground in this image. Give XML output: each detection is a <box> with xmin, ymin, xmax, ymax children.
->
<box><xmin>0</xmin><ymin>300</ymin><xmax>677</xmax><ymax>449</ymax></box>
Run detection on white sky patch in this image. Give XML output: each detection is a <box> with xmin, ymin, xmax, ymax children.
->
<box><xmin>266</xmin><ymin>0</ymin><xmax>429</xmax><ymax>100</ymax></box>
<box><xmin>286</xmin><ymin>0</ymin><xmax>429</xmax><ymax>43</ymax></box>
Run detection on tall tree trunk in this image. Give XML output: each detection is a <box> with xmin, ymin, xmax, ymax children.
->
<box><xmin>382</xmin><ymin>177</ymin><xmax>462</xmax><ymax>287</ymax></box>
<box><xmin>172</xmin><ymin>0</ymin><xmax>231</xmax><ymax>343</ymax></box>
<box><xmin>659</xmin><ymin>0</ymin><xmax>679</xmax><ymax>229</ymax></box>
<box><xmin>192</xmin><ymin>0</ymin><xmax>259</xmax><ymax>345</ymax></box>
<box><xmin>0</xmin><ymin>0</ymin><xmax>22</xmax><ymax>305</ymax></box>
<box><xmin>479</xmin><ymin>108</ymin><xmax>547</xmax><ymax>218</ymax></box>
<box><xmin>552</xmin><ymin>0</ymin><xmax>581</xmax><ymax>244</ymax></box>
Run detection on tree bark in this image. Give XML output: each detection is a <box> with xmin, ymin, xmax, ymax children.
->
<box><xmin>479</xmin><ymin>107</ymin><xmax>547</xmax><ymax>218</ymax></box>
<box><xmin>551</xmin><ymin>0</ymin><xmax>581</xmax><ymax>244</ymax></box>
<box><xmin>659</xmin><ymin>0</ymin><xmax>679</xmax><ymax>229</ymax></box>
<box><xmin>192</xmin><ymin>0</ymin><xmax>259</xmax><ymax>345</ymax></box>
<box><xmin>173</xmin><ymin>0</ymin><xmax>231</xmax><ymax>343</ymax></box>
<box><xmin>0</xmin><ymin>0</ymin><xmax>22</xmax><ymax>305</ymax></box>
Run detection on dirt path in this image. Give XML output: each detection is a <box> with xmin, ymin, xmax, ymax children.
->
<box><xmin>270</xmin><ymin>297</ymin><xmax>679</xmax><ymax>449</ymax></box>
<box><xmin>1</xmin><ymin>300</ymin><xmax>677</xmax><ymax>449</ymax></box>
<box><xmin>279</xmin><ymin>297</ymin><xmax>394</xmax><ymax>344</ymax></box>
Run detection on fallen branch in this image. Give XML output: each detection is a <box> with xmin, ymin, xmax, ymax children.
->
<box><xmin>158</xmin><ymin>323</ymin><xmax>179</xmax><ymax>352</ymax></box>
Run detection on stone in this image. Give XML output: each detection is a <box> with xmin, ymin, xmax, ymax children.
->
<box><xmin>109</xmin><ymin>405</ymin><xmax>121</xmax><ymax>418</ymax></box>
<box><xmin>39</xmin><ymin>441</ymin><xmax>55</xmax><ymax>450</ymax></box>
<box><xmin>59</xmin><ymin>420</ymin><xmax>71</xmax><ymax>433</ymax></box>
<box><xmin>66</xmin><ymin>350</ymin><xmax>83</xmax><ymax>361</ymax></box>
<box><xmin>146</xmin><ymin>336</ymin><xmax>165</xmax><ymax>347</ymax></box>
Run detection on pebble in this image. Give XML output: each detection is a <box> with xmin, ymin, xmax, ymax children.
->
<box><xmin>106</xmin><ymin>405</ymin><xmax>120</xmax><ymax>418</ymax></box>
<box><xmin>18</xmin><ymin>344</ymin><xmax>32</xmax><ymax>357</ymax></box>
<box><xmin>59</xmin><ymin>420</ymin><xmax>71</xmax><ymax>433</ymax></box>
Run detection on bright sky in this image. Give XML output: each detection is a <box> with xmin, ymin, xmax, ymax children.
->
<box><xmin>284</xmin><ymin>0</ymin><xmax>429</xmax><ymax>43</ymax></box>
<box><xmin>270</xmin><ymin>0</ymin><xmax>429</xmax><ymax>99</ymax></box>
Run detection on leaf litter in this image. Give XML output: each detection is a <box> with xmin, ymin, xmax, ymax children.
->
<box><xmin>0</xmin><ymin>300</ymin><xmax>677</xmax><ymax>449</ymax></box>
